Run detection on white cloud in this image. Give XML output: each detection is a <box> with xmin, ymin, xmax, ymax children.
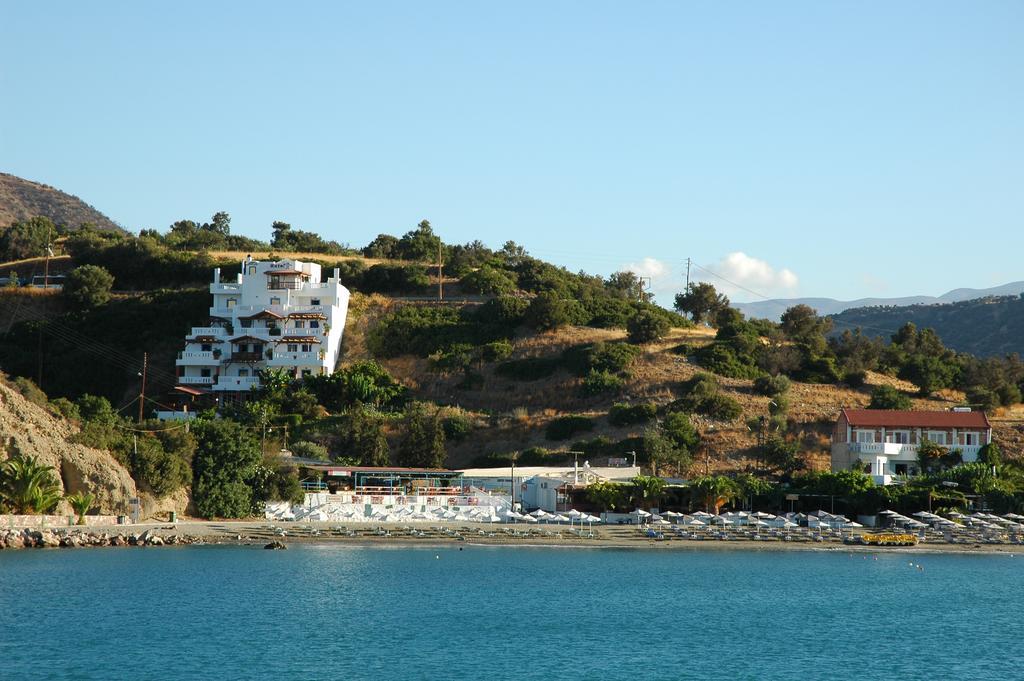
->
<box><xmin>623</xmin><ymin>257</ymin><xmax>670</xmax><ymax>280</ymax></box>
<box><xmin>618</xmin><ymin>257</ymin><xmax>681</xmax><ymax>306</ymax></box>
<box><xmin>697</xmin><ymin>252</ymin><xmax>799</xmax><ymax>300</ymax></box>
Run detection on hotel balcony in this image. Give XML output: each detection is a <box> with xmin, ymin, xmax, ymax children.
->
<box><xmin>214</xmin><ymin>376</ymin><xmax>261</xmax><ymax>391</ymax></box>
<box><xmin>176</xmin><ymin>351</ymin><xmax>221</xmax><ymax>366</ymax></box>
<box><xmin>188</xmin><ymin>326</ymin><xmax>228</xmax><ymax>338</ymax></box>
<box><xmin>230</xmin><ymin>351</ymin><xmax>264</xmax><ymax>362</ymax></box>
<box><xmin>267</xmin><ymin>351</ymin><xmax>322</xmax><ymax>366</ymax></box>
<box><xmin>850</xmin><ymin>442</ymin><xmax>983</xmax><ymax>460</ymax></box>
<box><xmin>179</xmin><ymin>376</ymin><xmax>215</xmax><ymax>386</ymax></box>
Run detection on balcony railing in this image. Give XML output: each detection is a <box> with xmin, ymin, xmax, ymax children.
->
<box><xmin>852</xmin><ymin>442</ymin><xmax>984</xmax><ymax>460</ymax></box>
<box><xmin>214</xmin><ymin>376</ymin><xmax>261</xmax><ymax>391</ymax></box>
<box><xmin>189</xmin><ymin>326</ymin><xmax>228</xmax><ymax>337</ymax></box>
<box><xmin>176</xmin><ymin>351</ymin><xmax>220</xmax><ymax>366</ymax></box>
<box><xmin>179</xmin><ymin>376</ymin><xmax>215</xmax><ymax>385</ymax></box>
<box><xmin>230</xmin><ymin>351</ymin><xmax>264</xmax><ymax>362</ymax></box>
<box><xmin>268</xmin><ymin>352</ymin><xmax>322</xmax><ymax>365</ymax></box>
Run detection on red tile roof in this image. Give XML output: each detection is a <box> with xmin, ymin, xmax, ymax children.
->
<box><xmin>840</xmin><ymin>408</ymin><xmax>990</xmax><ymax>429</ymax></box>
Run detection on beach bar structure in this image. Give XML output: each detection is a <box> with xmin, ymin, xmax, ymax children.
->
<box><xmin>280</xmin><ymin>465</ymin><xmax>509</xmax><ymax>519</ymax></box>
<box><xmin>299</xmin><ymin>465</ymin><xmax>465</xmax><ymax>495</ymax></box>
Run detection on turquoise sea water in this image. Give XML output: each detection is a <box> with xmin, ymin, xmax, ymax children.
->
<box><xmin>1</xmin><ymin>545</ymin><xmax>1022</xmax><ymax>680</ymax></box>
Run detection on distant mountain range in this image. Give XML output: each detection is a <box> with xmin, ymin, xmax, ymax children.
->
<box><xmin>734</xmin><ymin>281</ymin><xmax>1024</xmax><ymax>321</ymax></box>
<box><xmin>0</xmin><ymin>172</ymin><xmax>122</xmax><ymax>232</ymax></box>
<box><xmin>828</xmin><ymin>294</ymin><xmax>1024</xmax><ymax>357</ymax></box>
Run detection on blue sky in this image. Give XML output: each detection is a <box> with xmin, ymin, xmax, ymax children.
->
<box><xmin>2</xmin><ymin>2</ymin><xmax>1022</xmax><ymax>303</ymax></box>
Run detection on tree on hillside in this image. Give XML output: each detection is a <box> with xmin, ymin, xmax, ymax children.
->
<box><xmin>524</xmin><ymin>291</ymin><xmax>573</xmax><ymax>331</ymax></box>
<box><xmin>346</xmin><ymin>406</ymin><xmax>391</xmax><ymax>466</ymax></box>
<box><xmin>674</xmin><ymin>282</ymin><xmax>729</xmax><ymax>325</ymax></box>
<box><xmin>626</xmin><ymin>310</ymin><xmax>670</xmax><ymax>344</ymax></box>
<box><xmin>868</xmin><ymin>385</ymin><xmax>912</xmax><ymax>410</ymax></box>
<box><xmin>191</xmin><ymin>420</ymin><xmax>262</xmax><ymax>518</ymax></box>
<box><xmin>362</xmin><ymin>234</ymin><xmax>399</xmax><ymax>259</ymax></box>
<box><xmin>0</xmin><ymin>216</ymin><xmax>55</xmax><ymax>261</ymax></box>
<box><xmin>63</xmin><ymin>265</ymin><xmax>114</xmax><ymax>310</ymax></box>
<box><xmin>780</xmin><ymin>305</ymin><xmax>832</xmax><ymax>349</ymax></box>
<box><xmin>396</xmin><ymin>403</ymin><xmax>446</xmax><ymax>468</ymax></box>
<box><xmin>606</xmin><ymin>271</ymin><xmax>653</xmax><ymax>303</ymax></box>
<box><xmin>396</xmin><ymin>220</ymin><xmax>442</xmax><ymax>262</ymax></box>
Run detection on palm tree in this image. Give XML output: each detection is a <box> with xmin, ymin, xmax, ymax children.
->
<box><xmin>0</xmin><ymin>454</ymin><xmax>63</xmax><ymax>514</ymax></box>
<box><xmin>65</xmin><ymin>491</ymin><xmax>95</xmax><ymax>525</ymax></box>
<box><xmin>631</xmin><ymin>475</ymin><xmax>667</xmax><ymax>508</ymax></box>
<box><xmin>691</xmin><ymin>475</ymin><xmax>737</xmax><ymax>514</ymax></box>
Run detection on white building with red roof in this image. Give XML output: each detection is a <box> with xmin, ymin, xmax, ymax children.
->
<box><xmin>831</xmin><ymin>407</ymin><xmax>992</xmax><ymax>484</ymax></box>
<box><xmin>162</xmin><ymin>257</ymin><xmax>350</xmax><ymax>417</ymax></box>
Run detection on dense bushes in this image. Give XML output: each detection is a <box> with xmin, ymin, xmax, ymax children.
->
<box><xmin>545</xmin><ymin>415</ymin><xmax>595</xmax><ymax>441</ymax></box>
<box><xmin>868</xmin><ymin>385</ymin><xmax>912</xmax><ymax>410</ymax></box>
<box><xmin>608</xmin><ymin>402</ymin><xmax>657</xmax><ymax>426</ymax></box>
<box><xmin>670</xmin><ymin>373</ymin><xmax>743</xmax><ymax>421</ymax></box>
<box><xmin>626</xmin><ymin>310</ymin><xmax>670</xmax><ymax>344</ymax></box>
<box><xmin>562</xmin><ymin>342</ymin><xmax>641</xmax><ymax>377</ymax></box>
<box><xmin>580</xmin><ymin>369</ymin><xmax>625</xmax><ymax>396</ymax></box>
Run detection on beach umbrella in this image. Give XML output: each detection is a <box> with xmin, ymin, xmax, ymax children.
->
<box><xmin>692</xmin><ymin>511</ymin><xmax>713</xmax><ymax>519</ymax></box>
<box><xmin>529</xmin><ymin>509</ymin><xmax>549</xmax><ymax>519</ymax></box>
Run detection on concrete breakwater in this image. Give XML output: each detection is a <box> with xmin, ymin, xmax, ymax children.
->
<box><xmin>0</xmin><ymin>528</ymin><xmax>205</xmax><ymax>549</ymax></box>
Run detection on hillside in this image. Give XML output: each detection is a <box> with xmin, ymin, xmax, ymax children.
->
<box><xmin>0</xmin><ymin>375</ymin><xmax>137</xmax><ymax>514</ymax></box>
<box><xmin>338</xmin><ymin>298</ymin><xmax>1024</xmax><ymax>472</ymax></box>
<box><xmin>830</xmin><ymin>295</ymin><xmax>1024</xmax><ymax>357</ymax></box>
<box><xmin>735</xmin><ymin>281</ymin><xmax>1024</xmax><ymax>321</ymax></box>
<box><xmin>0</xmin><ymin>173</ymin><xmax>121</xmax><ymax>231</ymax></box>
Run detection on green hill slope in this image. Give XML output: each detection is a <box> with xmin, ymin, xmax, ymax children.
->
<box><xmin>830</xmin><ymin>295</ymin><xmax>1024</xmax><ymax>357</ymax></box>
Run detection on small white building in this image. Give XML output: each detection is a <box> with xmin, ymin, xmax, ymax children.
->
<box><xmin>459</xmin><ymin>464</ymin><xmax>641</xmax><ymax>513</ymax></box>
<box><xmin>161</xmin><ymin>257</ymin><xmax>350</xmax><ymax>417</ymax></box>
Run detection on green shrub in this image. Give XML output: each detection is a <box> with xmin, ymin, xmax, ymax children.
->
<box><xmin>562</xmin><ymin>342</ymin><xmax>641</xmax><ymax>377</ymax></box>
<box><xmin>579</xmin><ymin>369</ymin><xmax>625</xmax><ymax>396</ymax></box>
<box><xmin>695</xmin><ymin>343</ymin><xmax>762</xmax><ymax>379</ymax></box>
<box><xmin>460</xmin><ymin>265</ymin><xmax>517</xmax><ymax>295</ymax></box>
<box><xmin>12</xmin><ymin>376</ymin><xmax>48</xmax><ymax>408</ymax></box>
<box><xmin>545</xmin><ymin>415</ymin><xmax>595</xmax><ymax>441</ymax></box>
<box><xmin>699</xmin><ymin>393</ymin><xmax>743</xmax><ymax>420</ymax></box>
<box><xmin>669</xmin><ymin>373</ymin><xmax>743</xmax><ymax>421</ymax></box>
<box><xmin>844</xmin><ymin>369</ymin><xmax>868</xmax><ymax>388</ymax></box>
<box><xmin>753</xmin><ymin>374</ymin><xmax>790</xmax><ymax>397</ymax></box>
<box><xmin>442</xmin><ymin>414</ymin><xmax>473</xmax><ymax>442</ymax></box>
<box><xmin>495</xmin><ymin>356</ymin><xmax>562</xmax><ymax>381</ymax></box>
<box><xmin>481</xmin><ymin>340</ymin><xmax>513</xmax><ymax>362</ymax></box>
<box><xmin>361</xmin><ymin>264</ymin><xmax>431</xmax><ymax>294</ymax></box>
<box><xmin>289</xmin><ymin>440</ymin><xmax>329</xmax><ymax>461</ymax></box>
<box><xmin>608</xmin><ymin>402</ymin><xmax>657</xmax><ymax>427</ymax></box>
<box><xmin>868</xmin><ymin>385</ymin><xmax>912</xmax><ymax>410</ymax></box>
<box><xmin>626</xmin><ymin>310</ymin><xmax>670</xmax><ymax>344</ymax></box>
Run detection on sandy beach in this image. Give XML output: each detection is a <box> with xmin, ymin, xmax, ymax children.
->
<box><xmin>10</xmin><ymin>519</ymin><xmax>1018</xmax><ymax>556</ymax></box>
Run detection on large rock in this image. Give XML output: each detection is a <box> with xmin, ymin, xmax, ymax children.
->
<box><xmin>0</xmin><ymin>380</ymin><xmax>137</xmax><ymax>514</ymax></box>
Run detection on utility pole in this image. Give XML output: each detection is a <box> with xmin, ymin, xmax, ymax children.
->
<box><xmin>37</xmin><ymin>231</ymin><xmax>53</xmax><ymax>386</ymax></box>
<box><xmin>137</xmin><ymin>352</ymin><xmax>148</xmax><ymax>424</ymax></box>
<box><xmin>685</xmin><ymin>257</ymin><xmax>691</xmax><ymax>291</ymax></box>
<box><xmin>437</xmin><ymin>242</ymin><xmax>443</xmax><ymax>301</ymax></box>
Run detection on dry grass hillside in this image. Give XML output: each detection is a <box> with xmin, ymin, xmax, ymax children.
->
<box><xmin>340</xmin><ymin>301</ymin><xmax>1024</xmax><ymax>473</ymax></box>
<box><xmin>0</xmin><ymin>173</ymin><xmax>121</xmax><ymax>231</ymax></box>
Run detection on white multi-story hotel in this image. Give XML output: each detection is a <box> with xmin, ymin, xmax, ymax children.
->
<box><xmin>164</xmin><ymin>257</ymin><xmax>349</xmax><ymax>415</ymax></box>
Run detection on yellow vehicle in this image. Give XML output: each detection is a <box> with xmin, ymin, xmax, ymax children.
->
<box><xmin>860</xmin><ymin>532</ymin><xmax>919</xmax><ymax>547</ymax></box>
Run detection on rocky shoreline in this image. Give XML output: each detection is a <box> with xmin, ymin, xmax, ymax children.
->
<box><xmin>0</xmin><ymin>527</ymin><xmax>212</xmax><ymax>549</ymax></box>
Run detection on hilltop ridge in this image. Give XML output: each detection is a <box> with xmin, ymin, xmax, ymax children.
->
<box><xmin>0</xmin><ymin>173</ymin><xmax>121</xmax><ymax>231</ymax></box>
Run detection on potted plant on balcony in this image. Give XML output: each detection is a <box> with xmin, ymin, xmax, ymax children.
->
<box><xmin>266</xmin><ymin>349</ymin><xmax>274</xmax><ymax>360</ymax></box>
<box><xmin>212</xmin><ymin>348</ymin><xmax>222</xmax><ymax>359</ymax></box>
<box><xmin>269</xmin><ymin>326</ymin><xmax>281</xmax><ymax>336</ymax></box>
